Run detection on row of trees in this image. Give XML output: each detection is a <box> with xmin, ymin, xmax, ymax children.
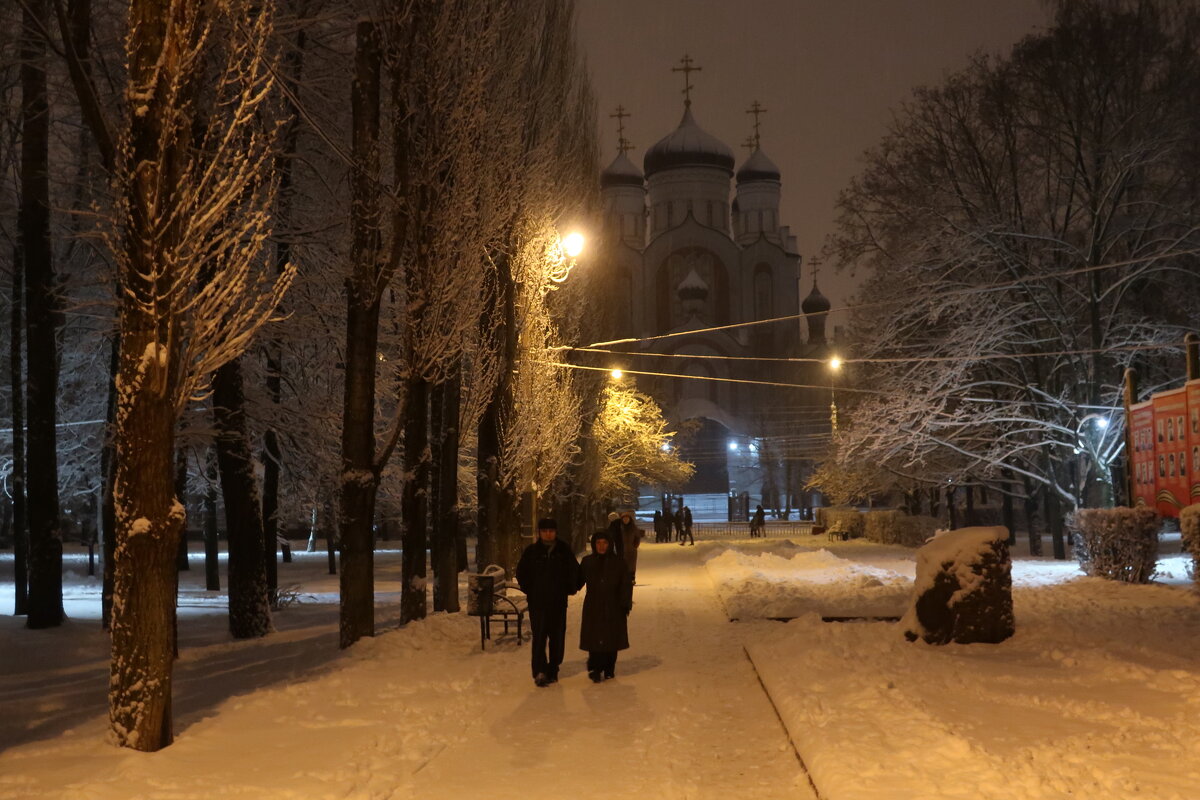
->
<box><xmin>0</xmin><ymin>0</ymin><xmax>691</xmax><ymax>751</ymax></box>
<box><xmin>819</xmin><ymin>0</ymin><xmax>1200</xmax><ymax>554</ymax></box>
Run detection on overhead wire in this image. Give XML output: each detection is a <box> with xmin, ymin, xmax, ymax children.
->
<box><xmin>579</xmin><ymin>248</ymin><xmax>1200</xmax><ymax>349</ymax></box>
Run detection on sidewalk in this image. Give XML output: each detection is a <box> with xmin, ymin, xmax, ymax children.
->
<box><xmin>411</xmin><ymin>543</ymin><xmax>816</xmax><ymax>799</ymax></box>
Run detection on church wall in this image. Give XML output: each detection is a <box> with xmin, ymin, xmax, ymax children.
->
<box><xmin>646</xmin><ymin>166</ymin><xmax>731</xmax><ymax>236</ymax></box>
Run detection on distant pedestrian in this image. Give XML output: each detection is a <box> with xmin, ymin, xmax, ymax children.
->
<box><xmin>516</xmin><ymin>518</ymin><xmax>580</xmax><ymax>688</ymax></box>
<box><xmin>679</xmin><ymin>505</ymin><xmax>694</xmax><ymax>546</ymax></box>
<box><xmin>750</xmin><ymin>504</ymin><xmax>766</xmax><ymax>537</ymax></box>
<box><xmin>578</xmin><ymin>529</ymin><xmax>632</xmax><ymax>682</ymax></box>
<box><xmin>609</xmin><ymin>509</ymin><xmax>643</xmax><ymax>582</ymax></box>
<box><xmin>672</xmin><ymin>507</ymin><xmax>684</xmax><ymax>542</ymax></box>
<box><xmin>652</xmin><ymin>510</ymin><xmax>665</xmax><ymax>543</ymax></box>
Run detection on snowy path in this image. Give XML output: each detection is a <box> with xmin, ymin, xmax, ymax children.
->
<box><xmin>411</xmin><ymin>542</ymin><xmax>816</xmax><ymax>799</ymax></box>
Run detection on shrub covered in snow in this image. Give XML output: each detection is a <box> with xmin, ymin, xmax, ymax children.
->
<box><xmin>901</xmin><ymin>526</ymin><xmax>1014</xmax><ymax>645</ymax></box>
<box><xmin>1067</xmin><ymin>507</ymin><xmax>1160</xmax><ymax>583</ymax></box>
<box><xmin>1180</xmin><ymin>504</ymin><xmax>1200</xmax><ymax>583</ymax></box>
<box><xmin>815</xmin><ymin>507</ymin><xmax>863</xmax><ymax>538</ymax></box>
<box><xmin>863</xmin><ymin>510</ymin><xmax>940</xmax><ymax>547</ymax></box>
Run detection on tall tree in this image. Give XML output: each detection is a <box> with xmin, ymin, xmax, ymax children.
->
<box><xmin>20</xmin><ymin>0</ymin><xmax>64</xmax><ymax>629</ymax></box>
<box><xmin>107</xmin><ymin>0</ymin><xmax>289</xmax><ymax>750</ymax></box>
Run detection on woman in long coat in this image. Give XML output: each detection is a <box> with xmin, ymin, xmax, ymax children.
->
<box><xmin>578</xmin><ymin>529</ymin><xmax>633</xmax><ymax>682</ymax></box>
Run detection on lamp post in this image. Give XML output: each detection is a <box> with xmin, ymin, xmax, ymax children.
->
<box><xmin>827</xmin><ymin>355</ymin><xmax>842</xmax><ymax>433</ymax></box>
<box><xmin>1075</xmin><ymin>412</ymin><xmax>1115</xmax><ymax>508</ymax></box>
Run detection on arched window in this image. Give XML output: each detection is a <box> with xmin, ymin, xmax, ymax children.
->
<box><xmin>753</xmin><ymin>265</ymin><xmax>773</xmax><ymax>320</ymax></box>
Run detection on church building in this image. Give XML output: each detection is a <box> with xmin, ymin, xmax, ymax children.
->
<box><xmin>599</xmin><ymin>63</ymin><xmax>834</xmax><ymax>516</ymax></box>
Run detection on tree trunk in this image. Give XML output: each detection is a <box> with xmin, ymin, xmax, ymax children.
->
<box><xmin>175</xmin><ymin>447</ymin><xmax>190</xmax><ymax>570</ymax></box>
<box><xmin>477</xmin><ymin>251</ymin><xmax>518</xmax><ymax>575</ymax></box>
<box><xmin>21</xmin><ymin>0</ymin><xmax>64</xmax><ymax>630</ymax></box>
<box><xmin>338</xmin><ymin>18</ymin><xmax>382</xmax><ymax>649</ymax></box>
<box><xmin>1022</xmin><ymin>476</ymin><xmax>1041</xmax><ymax>557</ymax></box>
<box><xmin>946</xmin><ymin>486</ymin><xmax>958</xmax><ymax>530</ymax></box>
<box><xmin>203</xmin><ymin>450</ymin><xmax>220</xmax><ymax>591</ymax></box>
<box><xmin>432</xmin><ymin>374</ymin><xmax>461</xmax><ymax>612</ymax></box>
<box><xmin>260</xmin><ymin>21</ymin><xmax>305</xmax><ymax>605</ymax></box>
<box><xmin>1045</xmin><ymin>485</ymin><xmax>1066</xmax><ymax>560</ymax></box>
<box><xmin>9</xmin><ymin>244</ymin><xmax>28</xmax><ymax>617</ymax></box>
<box><xmin>964</xmin><ymin>481</ymin><xmax>976</xmax><ymax>527</ymax></box>
<box><xmin>101</xmin><ymin>333</ymin><xmax>118</xmax><ymax>628</ymax></box>
<box><xmin>1000</xmin><ymin>470</ymin><xmax>1015</xmax><ymax>546</ymax></box>
<box><xmin>213</xmin><ymin>358</ymin><xmax>271</xmax><ymax>639</ymax></box>
<box><xmin>109</xmin><ymin>328</ymin><xmax>183</xmax><ymax>751</ymax></box>
<box><xmin>401</xmin><ymin>376</ymin><xmax>429</xmax><ymax>623</ymax></box>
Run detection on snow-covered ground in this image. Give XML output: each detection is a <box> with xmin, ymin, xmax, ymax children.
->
<box><xmin>1</xmin><ymin>534</ymin><xmax>1197</xmax><ymax>799</ymax></box>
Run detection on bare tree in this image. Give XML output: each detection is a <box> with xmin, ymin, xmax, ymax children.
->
<box><xmin>830</xmin><ymin>0</ymin><xmax>1200</xmax><ymax>543</ymax></box>
<box><xmin>106</xmin><ymin>0</ymin><xmax>289</xmax><ymax>750</ymax></box>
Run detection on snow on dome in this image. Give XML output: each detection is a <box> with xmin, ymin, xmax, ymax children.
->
<box><xmin>600</xmin><ymin>151</ymin><xmax>644</xmax><ymax>189</ymax></box>
<box><xmin>801</xmin><ymin>281</ymin><xmax>831</xmax><ymax>314</ymax></box>
<box><xmin>736</xmin><ymin>147</ymin><xmax>781</xmax><ymax>184</ymax></box>
<box><xmin>643</xmin><ymin>106</ymin><xmax>735</xmax><ymax>178</ymax></box>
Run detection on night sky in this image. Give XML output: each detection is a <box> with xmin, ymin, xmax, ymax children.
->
<box><xmin>576</xmin><ymin>0</ymin><xmax>1047</xmax><ymax>330</ymax></box>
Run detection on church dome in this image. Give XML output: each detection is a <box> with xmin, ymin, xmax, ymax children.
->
<box><xmin>600</xmin><ymin>151</ymin><xmax>644</xmax><ymax>189</ymax></box>
<box><xmin>644</xmin><ymin>107</ymin><xmax>735</xmax><ymax>178</ymax></box>
<box><xmin>801</xmin><ymin>281</ymin><xmax>831</xmax><ymax>314</ymax></box>
<box><xmin>736</xmin><ymin>147</ymin><xmax>781</xmax><ymax>184</ymax></box>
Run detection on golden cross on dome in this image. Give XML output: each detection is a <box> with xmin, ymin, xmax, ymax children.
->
<box><xmin>746</xmin><ymin>100</ymin><xmax>768</xmax><ymax>148</ymax></box>
<box><xmin>609</xmin><ymin>105</ymin><xmax>633</xmax><ymax>154</ymax></box>
<box><xmin>672</xmin><ymin>54</ymin><xmax>702</xmax><ymax>107</ymax></box>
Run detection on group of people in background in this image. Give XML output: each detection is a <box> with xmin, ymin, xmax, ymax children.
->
<box><xmin>516</xmin><ymin>511</ymin><xmax>641</xmax><ymax>688</ymax></box>
<box><xmin>652</xmin><ymin>505</ymin><xmax>693</xmax><ymax>546</ymax></box>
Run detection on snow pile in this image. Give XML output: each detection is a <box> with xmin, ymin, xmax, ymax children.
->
<box><xmin>899</xmin><ymin>526</ymin><xmax>1013</xmax><ymax>644</ymax></box>
<box><xmin>704</xmin><ymin>544</ymin><xmax>912</xmax><ymax>619</ymax></box>
<box><xmin>744</xmin><ymin>565</ymin><xmax>1200</xmax><ymax>799</ymax></box>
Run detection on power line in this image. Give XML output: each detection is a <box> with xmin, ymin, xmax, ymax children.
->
<box><xmin>562</xmin><ymin>340</ymin><xmax>1184</xmax><ymax>367</ymax></box>
<box><xmin>582</xmin><ymin>248</ymin><xmax>1200</xmax><ymax>349</ymax></box>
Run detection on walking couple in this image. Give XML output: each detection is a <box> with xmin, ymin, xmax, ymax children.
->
<box><xmin>515</xmin><ymin>518</ymin><xmax>634</xmax><ymax>688</ymax></box>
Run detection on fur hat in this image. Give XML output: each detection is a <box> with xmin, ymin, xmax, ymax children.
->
<box><xmin>607</xmin><ymin>512</ymin><xmax>620</xmax><ymax>522</ymax></box>
<box><xmin>536</xmin><ymin>518</ymin><xmax>557</xmax><ymax>531</ymax></box>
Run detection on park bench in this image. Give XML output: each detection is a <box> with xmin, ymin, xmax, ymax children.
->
<box><xmin>466</xmin><ymin>564</ymin><xmax>528</xmax><ymax>650</ymax></box>
<box><xmin>826</xmin><ymin>524</ymin><xmax>850</xmax><ymax>542</ymax></box>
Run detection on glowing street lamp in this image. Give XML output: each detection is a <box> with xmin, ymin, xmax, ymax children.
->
<box><xmin>610</xmin><ymin>368</ymin><xmax>623</xmax><ymax>380</ymax></box>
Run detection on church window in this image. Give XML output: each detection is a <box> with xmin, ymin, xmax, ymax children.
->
<box><xmin>754</xmin><ymin>266</ymin><xmax>772</xmax><ymax>320</ymax></box>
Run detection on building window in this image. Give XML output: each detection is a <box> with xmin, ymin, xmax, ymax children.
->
<box><xmin>754</xmin><ymin>267</ymin><xmax>772</xmax><ymax>321</ymax></box>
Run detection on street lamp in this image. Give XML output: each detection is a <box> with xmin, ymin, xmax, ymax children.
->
<box><xmin>610</xmin><ymin>368</ymin><xmax>623</xmax><ymax>380</ymax></box>
<box><xmin>827</xmin><ymin>355</ymin><xmax>843</xmax><ymax>433</ymax></box>
<box><xmin>546</xmin><ymin>230</ymin><xmax>586</xmax><ymax>284</ymax></box>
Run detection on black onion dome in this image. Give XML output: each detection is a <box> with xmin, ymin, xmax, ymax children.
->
<box><xmin>801</xmin><ymin>281</ymin><xmax>831</xmax><ymax>314</ymax></box>
<box><xmin>600</xmin><ymin>151</ymin><xmax>644</xmax><ymax>189</ymax></box>
<box><xmin>736</xmin><ymin>147</ymin><xmax>781</xmax><ymax>184</ymax></box>
<box><xmin>644</xmin><ymin>107</ymin><xmax>735</xmax><ymax>178</ymax></box>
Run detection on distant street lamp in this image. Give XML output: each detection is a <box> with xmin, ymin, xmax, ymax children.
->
<box><xmin>828</xmin><ymin>355</ymin><xmax>843</xmax><ymax>433</ymax></box>
<box><xmin>610</xmin><ymin>368</ymin><xmax>623</xmax><ymax>380</ymax></box>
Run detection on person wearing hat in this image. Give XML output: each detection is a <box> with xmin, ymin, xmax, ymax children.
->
<box><xmin>578</xmin><ymin>529</ymin><xmax>632</xmax><ymax>682</ymax></box>
<box><xmin>516</xmin><ymin>517</ymin><xmax>580</xmax><ymax>687</ymax></box>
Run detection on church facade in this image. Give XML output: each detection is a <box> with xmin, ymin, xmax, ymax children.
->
<box><xmin>599</xmin><ymin>97</ymin><xmax>833</xmax><ymax>512</ymax></box>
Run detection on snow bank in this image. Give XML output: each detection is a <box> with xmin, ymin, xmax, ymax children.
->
<box><xmin>703</xmin><ymin>543</ymin><xmax>912</xmax><ymax>619</ymax></box>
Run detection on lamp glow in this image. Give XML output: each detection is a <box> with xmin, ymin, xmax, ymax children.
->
<box><xmin>563</xmin><ymin>232</ymin><xmax>585</xmax><ymax>259</ymax></box>
<box><xmin>828</xmin><ymin>356</ymin><xmax>843</xmax><ymax>371</ymax></box>
<box><xmin>610</xmin><ymin>369</ymin><xmax>623</xmax><ymax>380</ymax></box>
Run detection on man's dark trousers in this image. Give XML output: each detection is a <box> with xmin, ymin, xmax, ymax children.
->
<box><xmin>529</xmin><ymin>603</ymin><xmax>568</xmax><ymax>679</ymax></box>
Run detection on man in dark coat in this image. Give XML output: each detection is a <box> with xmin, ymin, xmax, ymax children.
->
<box><xmin>516</xmin><ymin>518</ymin><xmax>579</xmax><ymax>687</ymax></box>
<box><xmin>681</xmin><ymin>505</ymin><xmax>694</xmax><ymax>545</ymax></box>
<box><xmin>672</xmin><ymin>507</ymin><xmax>684</xmax><ymax>542</ymax></box>
<box><xmin>578</xmin><ymin>529</ymin><xmax>632</xmax><ymax>682</ymax></box>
